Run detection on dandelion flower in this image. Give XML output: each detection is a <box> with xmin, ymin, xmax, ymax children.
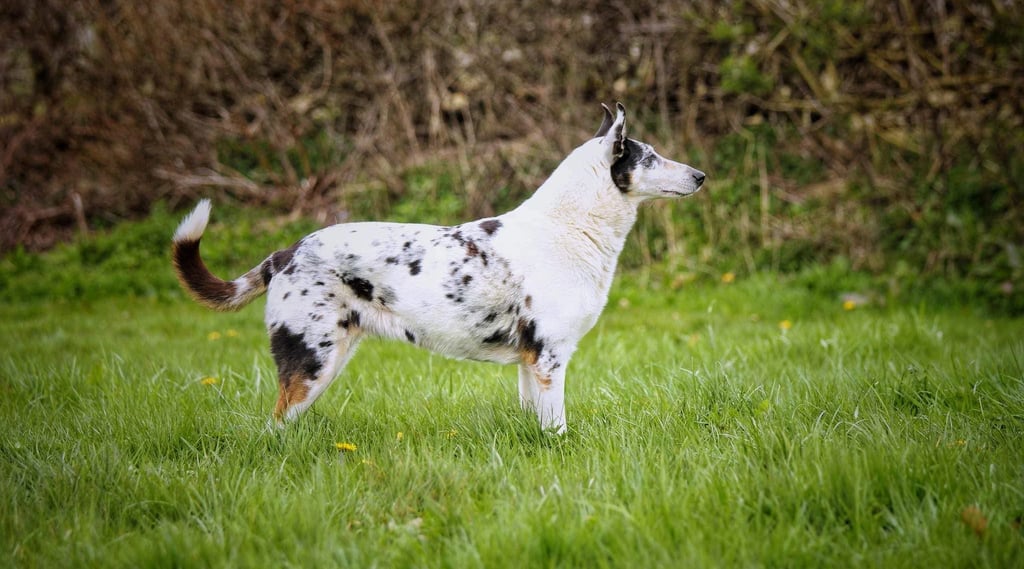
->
<box><xmin>207</xmin><ymin>331</ymin><xmax>222</xmax><ymax>341</ymax></box>
<box><xmin>961</xmin><ymin>505</ymin><xmax>988</xmax><ymax>536</ymax></box>
<box><xmin>446</xmin><ymin>429</ymin><xmax>458</xmax><ymax>439</ymax></box>
<box><xmin>396</xmin><ymin>431</ymin><xmax>404</xmax><ymax>442</ymax></box>
<box><xmin>779</xmin><ymin>320</ymin><xmax>793</xmax><ymax>331</ymax></box>
<box><xmin>721</xmin><ymin>272</ymin><xmax>736</xmax><ymax>284</ymax></box>
<box><xmin>201</xmin><ymin>377</ymin><xmax>218</xmax><ymax>385</ymax></box>
<box><xmin>842</xmin><ymin>300</ymin><xmax>856</xmax><ymax>311</ymax></box>
<box><xmin>335</xmin><ymin>442</ymin><xmax>357</xmax><ymax>452</ymax></box>
<box><xmin>225</xmin><ymin>329</ymin><xmax>239</xmax><ymax>337</ymax></box>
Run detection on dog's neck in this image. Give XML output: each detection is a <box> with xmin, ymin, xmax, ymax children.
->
<box><xmin>510</xmin><ymin>143</ymin><xmax>639</xmax><ymax>282</ymax></box>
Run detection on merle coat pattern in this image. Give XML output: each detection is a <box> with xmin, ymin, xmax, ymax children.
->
<box><xmin>172</xmin><ymin>104</ymin><xmax>705</xmax><ymax>434</ymax></box>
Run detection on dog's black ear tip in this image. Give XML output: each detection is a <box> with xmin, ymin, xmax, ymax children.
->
<box><xmin>615</xmin><ymin>102</ymin><xmax>626</xmax><ymax>114</ymax></box>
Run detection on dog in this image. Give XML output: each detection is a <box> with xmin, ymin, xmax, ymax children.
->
<box><xmin>172</xmin><ymin>103</ymin><xmax>705</xmax><ymax>434</ymax></box>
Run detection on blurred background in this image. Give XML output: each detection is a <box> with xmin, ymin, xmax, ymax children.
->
<box><xmin>2</xmin><ymin>0</ymin><xmax>1022</xmax><ymax>311</ymax></box>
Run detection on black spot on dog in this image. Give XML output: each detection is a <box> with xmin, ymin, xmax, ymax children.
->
<box><xmin>341</xmin><ymin>274</ymin><xmax>374</xmax><ymax>301</ymax></box>
<box><xmin>462</xmin><ymin>274</ymin><xmax>473</xmax><ymax>285</ymax></box>
<box><xmin>376</xmin><ymin>285</ymin><xmax>397</xmax><ymax>306</ymax></box>
<box><xmin>314</xmin><ymin>281</ymin><xmax>325</xmax><ymax>286</ymax></box>
<box><xmin>408</xmin><ymin>259</ymin><xmax>422</xmax><ymax>275</ymax></box>
<box><xmin>338</xmin><ymin>311</ymin><xmax>361</xmax><ymax>329</ymax></box>
<box><xmin>483</xmin><ymin>329</ymin><xmax>507</xmax><ymax>344</ymax></box>
<box><xmin>480</xmin><ymin>252</ymin><xmax>489</xmax><ymax>266</ymax></box>
<box><xmin>479</xmin><ymin>219</ymin><xmax>502</xmax><ymax>235</ymax></box>
<box><xmin>283</xmin><ymin>292</ymin><xmax>291</xmax><ymax>300</ymax></box>
<box><xmin>404</xmin><ymin>330</ymin><xmax>415</xmax><ymax>343</ymax></box>
<box><xmin>466</xmin><ymin>241</ymin><xmax>479</xmax><ymax>257</ymax></box>
<box><xmin>270</xmin><ymin>325</ymin><xmax>323</xmax><ymax>381</ymax></box>
<box><xmin>301</xmin><ymin>289</ymin><xmax>309</xmax><ymax>296</ymax></box>
<box><xmin>385</xmin><ymin>256</ymin><xmax>399</xmax><ymax>265</ymax></box>
<box><xmin>262</xmin><ymin>240</ymin><xmax>303</xmax><ymax>283</ymax></box>
<box><xmin>482</xmin><ymin>312</ymin><xmax>497</xmax><ymax>324</ymax></box>
<box><xmin>319</xmin><ymin>340</ymin><xmax>333</xmax><ymax>348</ymax></box>
<box><xmin>403</xmin><ymin>241</ymin><xmax>412</xmax><ymax>249</ymax></box>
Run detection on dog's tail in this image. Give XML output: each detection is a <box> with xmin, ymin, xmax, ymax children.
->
<box><xmin>172</xmin><ymin>200</ymin><xmax>268</xmax><ymax>311</ymax></box>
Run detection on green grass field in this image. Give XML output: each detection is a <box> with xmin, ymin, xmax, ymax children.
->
<box><xmin>2</xmin><ymin>270</ymin><xmax>1023</xmax><ymax>567</ymax></box>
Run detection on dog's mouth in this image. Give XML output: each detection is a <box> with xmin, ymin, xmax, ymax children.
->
<box><xmin>662</xmin><ymin>188</ymin><xmax>700</xmax><ymax>197</ymax></box>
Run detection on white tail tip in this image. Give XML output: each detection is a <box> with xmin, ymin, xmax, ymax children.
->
<box><xmin>173</xmin><ymin>199</ymin><xmax>212</xmax><ymax>242</ymax></box>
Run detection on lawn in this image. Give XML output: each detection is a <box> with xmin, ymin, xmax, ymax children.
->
<box><xmin>1</xmin><ymin>273</ymin><xmax>1022</xmax><ymax>567</ymax></box>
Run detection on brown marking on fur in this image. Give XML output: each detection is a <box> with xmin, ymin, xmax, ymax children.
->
<box><xmin>479</xmin><ymin>219</ymin><xmax>502</xmax><ymax>235</ymax></box>
<box><xmin>273</xmin><ymin>374</ymin><xmax>310</xmax><ymax>421</ymax></box>
<box><xmin>535</xmin><ymin>372</ymin><xmax>553</xmax><ymax>391</ymax></box>
<box><xmin>524</xmin><ymin>295</ymin><xmax>533</xmax><ymax>309</ymax></box>
<box><xmin>520</xmin><ymin>348</ymin><xmax>539</xmax><ymax>365</ymax></box>
<box><xmin>172</xmin><ymin>239</ymin><xmax>239</xmax><ymax>310</ymax></box>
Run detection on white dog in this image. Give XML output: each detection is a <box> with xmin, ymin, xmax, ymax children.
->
<box><xmin>172</xmin><ymin>103</ymin><xmax>704</xmax><ymax>434</ymax></box>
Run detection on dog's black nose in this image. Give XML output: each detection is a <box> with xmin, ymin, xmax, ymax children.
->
<box><xmin>693</xmin><ymin>172</ymin><xmax>706</xmax><ymax>186</ymax></box>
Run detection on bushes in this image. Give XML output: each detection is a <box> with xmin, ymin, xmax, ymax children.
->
<box><xmin>1</xmin><ymin>0</ymin><xmax>1021</xmax><ymax>306</ymax></box>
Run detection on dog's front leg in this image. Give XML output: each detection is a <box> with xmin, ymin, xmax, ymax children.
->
<box><xmin>521</xmin><ymin>358</ymin><xmax>568</xmax><ymax>435</ymax></box>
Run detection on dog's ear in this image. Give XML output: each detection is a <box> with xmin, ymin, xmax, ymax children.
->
<box><xmin>594</xmin><ymin>104</ymin><xmax>614</xmax><ymax>137</ymax></box>
<box><xmin>600</xmin><ymin>102</ymin><xmax>627</xmax><ymax>161</ymax></box>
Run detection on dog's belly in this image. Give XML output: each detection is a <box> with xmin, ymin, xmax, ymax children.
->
<box><xmin>358</xmin><ymin>305</ymin><xmax>524</xmax><ymax>365</ymax></box>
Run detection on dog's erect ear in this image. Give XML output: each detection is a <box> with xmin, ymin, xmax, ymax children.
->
<box><xmin>600</xmin><ymin>102</ymin><xmax>627</xmax><ymax>160</ymax></box>
<box><xmin>594</xmin><ymin>104</ymin><xmax>614</xmax><ymax>137</ymax></box>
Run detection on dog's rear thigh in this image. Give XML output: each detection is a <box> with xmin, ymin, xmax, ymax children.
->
<box><xmin>272</xmin><ymin>331</ymin><xmax>360</xmax><ymax>423</ymax></box>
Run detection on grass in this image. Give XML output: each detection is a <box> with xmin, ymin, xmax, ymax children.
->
<box><xmin>2</xmin><ymin>269</ymin><xmax>1023</xmax><ymax>568</ymax></box>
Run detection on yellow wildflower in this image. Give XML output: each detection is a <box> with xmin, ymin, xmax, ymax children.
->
<box><xmin>201</xmin><ymin>377</ymin><xmax>218</xmax><ymax>385</ymax></box>
<box><xmin>207</xmin><ymin>331</ymin><xmax>222</xmax><ymax>341</ymax></box>
<box><xmin>335</xmin><ymin>442</ymin><xmax>357</xmax><ymax>452</ymax></box>
<box><xmin>225</xmin><ymin>329</ymin><xmax>239</xmax><ymax>337</ymax></box>
<box><xmin>446</xmin><ymin>429</ymin><xmax>457</xmax><ymax>439</ymax></box>
<box><xmin>779</xmin><ymin>320</ymin><xmax>793</xmax><ymax>331</ymax></box>
<box><xmin>721</xmin><ymin>272</ymin><xmax>736</xmax><ymax>284</ymax></box>
<box><xmin>842</xmin><ymin>300</ymin><xmax>856</xmax><ymax>311</ymax></box>
<box><xmin>396</xmin><ymin>431</ymin><xmax>404</xmax><ymax>442</ymax></box>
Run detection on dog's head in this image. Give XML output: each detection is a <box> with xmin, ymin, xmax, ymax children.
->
<box><xmin>594</xmin><ymin>103</ymin><xmax>705</xmax><ymax>199</ymax></box>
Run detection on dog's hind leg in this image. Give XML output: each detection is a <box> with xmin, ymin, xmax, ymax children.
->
<box><xmin>270</xmin><ymin>323</ymin><xmax>362</xmax><ymax>425</ymax></box>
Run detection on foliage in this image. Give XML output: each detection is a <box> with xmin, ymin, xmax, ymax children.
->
<box><xmin>2</xmin><ymin>0</ymin><xmax>1022</xmax><ymax>308</ymax></box>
